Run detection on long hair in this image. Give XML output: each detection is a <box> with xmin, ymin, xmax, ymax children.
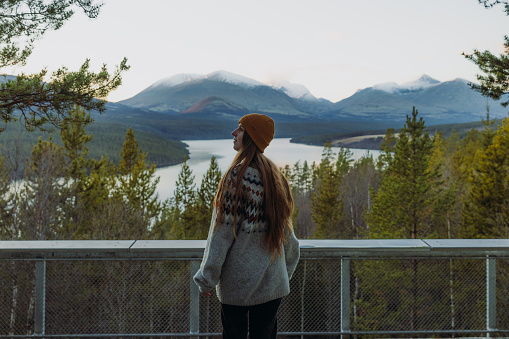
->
<box><xmin>213</xmin><ymin>132</ymin><xmax>294</xmax><ymax>258</ymax></box>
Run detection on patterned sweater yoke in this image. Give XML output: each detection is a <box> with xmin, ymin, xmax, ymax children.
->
<box><xmin>226</xmin><ymin>166</ymin><xmax>266</xmax><ymax>233</ymax></box>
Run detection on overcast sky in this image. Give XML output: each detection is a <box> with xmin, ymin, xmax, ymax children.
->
<box><xmin>4</xmin><ymin>0</ymin><xmax>508</xmax><ymax>103</ymax></box>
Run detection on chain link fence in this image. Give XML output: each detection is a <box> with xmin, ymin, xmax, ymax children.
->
<box><xmin>1</xmin><ymin>240</ymin><xmax>509</xmax><ymax>337</ymax></box>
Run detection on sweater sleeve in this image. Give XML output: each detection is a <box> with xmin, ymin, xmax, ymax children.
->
<box><xmin>193</xmin><ymin>209</ymin><xmax>236</xmax><ymax>293</ymax></box>
<box><xmin>284</xmin><ymin>221</ymin><xmax>300</xmax><ymax>280</ymax></box>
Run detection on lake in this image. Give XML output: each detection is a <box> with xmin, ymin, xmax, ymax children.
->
<box><xmin>155</xmin><ymin>138</ymin><xmax>381</xmax><ymax>201</ymax></box>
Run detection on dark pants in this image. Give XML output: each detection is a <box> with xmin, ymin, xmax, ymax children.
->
<box><xmin>220</xmin><ymin>298</ymin><xmax>282</xmax><ymax>339</ymax></box>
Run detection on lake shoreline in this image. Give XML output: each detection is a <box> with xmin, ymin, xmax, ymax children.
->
<box><xmin>289</xmin><ymin>134</ymin><xmax>385</xmax><ymax>151</ymax></box>
<box><xmin>155</xmin><ymin>138</ymin><xmax>381</xmax><ymax>201</ymax></box>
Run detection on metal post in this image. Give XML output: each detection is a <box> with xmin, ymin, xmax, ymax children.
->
<box><xmin>341</xmin><ymin>258</ymin><xmax>350</xmax><ymax>337</ymax></box>
<box><xmin>486</xmin><ymin>256</ymin><xmax>496</xmax><ymax>334</ymax></box>
<box><xmin>190</xmin><ymin>260</ymin><xmax>200</xmax><ymax>336</ymax></box>
<box><xmin>34</xmin><ymin>260</ymin><xmax>46</xmax><ymax>336</ymax></box>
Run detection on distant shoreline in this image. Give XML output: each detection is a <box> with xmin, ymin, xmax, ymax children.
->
<box><xmin>290</xmin><ymin>134</ymin><xmax>385</xmax><ymax>151</ymax></box>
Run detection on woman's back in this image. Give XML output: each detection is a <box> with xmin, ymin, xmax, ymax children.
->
<box><xmin>195</xmin><ymin>166</ymin><xmax>299</xmax><ymax>306</ymax></box>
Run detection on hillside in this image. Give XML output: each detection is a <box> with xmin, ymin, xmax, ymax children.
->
<box><xmin>94</xmin><ymin>103</ymin><xmax>398</xmax><ymax>140</ymax></box>
<box><xmin>0</xmin><ymin>122</ymin><xmax>189</xmax><ymax>178</ymax></box>
<box><xmin>180</xmin><ymin>96</ymin><xmax>250</xmax><ymax>116</ymax></box>
<box><xmin>290</xmin><ymin>119</ymin><xmax>503</xmax><ymax>150</ymax></box>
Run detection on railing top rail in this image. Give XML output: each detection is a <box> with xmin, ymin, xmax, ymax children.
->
<box><xmin>0</xmin><ymin>240</ymin><xmax>136</xmax><ymax>252</ymax></box>
<box><xmin>424</xmin><ymin>238</ymin><xmax>509</xmax><ymax>251</ymax></box>
<box><xmin>300</xmin><ymin>239</ymin><xmax>428</xmax><ymax>250</ymax></box>
<box><xmin>1</xmin><ymin>239</ymin><xmax>509</xmax><ymax>259</ymax></box>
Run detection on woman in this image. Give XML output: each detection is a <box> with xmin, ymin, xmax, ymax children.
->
<box><xmin>193</xmin><ymin>113</ymin><xmax>300</xmax><ymax>339</ymax></box>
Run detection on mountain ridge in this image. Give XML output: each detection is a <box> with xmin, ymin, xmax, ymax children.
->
<box><xmin>117</xmin><ymin>71</ymin><xmax>507</xmax><ymax>124</ymax></box>
<box><xmin>119</xmin><ymin>76</ymin><xmax>314</xmax><ymax>118</ymax></box>
<box><xmin>329</xmin><ymin>76</ymin><xmax>506</xmax><ymax>124</ymax></box>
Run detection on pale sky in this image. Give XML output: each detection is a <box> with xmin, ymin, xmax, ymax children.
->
<box><xmin>5</xmin><ymin>0</ymin><xmax>508</xmax><ymax>103</ymax></box>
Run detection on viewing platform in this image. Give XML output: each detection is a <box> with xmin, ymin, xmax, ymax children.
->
<box><xmin>1</xmin><ymin>239</ymin><xmax>508</xmax><ymax>338</ymax></box>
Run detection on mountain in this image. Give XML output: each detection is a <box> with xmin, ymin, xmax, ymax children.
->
<box><xmin>180</xmin><ymin>96</ymin><xmax>250</xmax><ymax>116</ymax></box>
<box><xmin>269</xmin><ymin>79</ymin><xmax>318</xmax><ymax>100</ymax></box>
<box><xmin>118</xmin><ymin>70</ymin><xmax>317</xmax><ymax>119</ymax></box>
<box><xmin>329</xmin><ymin>75</ymin><xmax>507</xmax><ymax>124</ymax></box>
<box><xmin>372</xmin><ymin>74</ymin><xmax>441</xmax><ymax>94</ymax></box>
<box><xmin>151</xmin><ymin>71</ymin><xmax>265</xmax><ymax>89</ymax></box>
<box><xmin>118</xmin><ymin>71</ymin><xmax>507</xmax><ymax>125</ymax></box>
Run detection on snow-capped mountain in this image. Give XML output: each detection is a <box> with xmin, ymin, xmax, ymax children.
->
<box><xmin>331</xmin><ymin>75</ymin><xmax>507</xmax><ymax>124</ymax></box>
<box><xmin>270</xmin><ymin>80</ymin><xmax>317</xmax><ymax>100</ymax></box>
<box><xmin>117</xmin><ymin>71</ymin><xmax>507</xmax><ymax>125</ymax></box>
<box><xmin>119</xmin><ymin>71</ymin><xmax>319</xmax><ymax>117</ymax></box>
<box><xmin>400</xmin><ymin>74</ymin><xmax>441</xmax><ymax>90</ymax></box>
<box><xmin>149</xmin><ymin>71</ymin><xmax>265</xmax><ymax>90</ymax></box>
<box><xmin>372</xmin><ymin>75</ymin><xmax>441</xmax><ymax>94</ymax></box>
<box><xmin>204</xmin><ymin>70</ymin><xmax>264</xmax><ymax>87</ymax></box>
<box><xmin>150</xmin><ymin>73</ymin><xmax>203</xmax><ymax>88</ymax></box>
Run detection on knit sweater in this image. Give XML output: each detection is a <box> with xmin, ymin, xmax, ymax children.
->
<box><xmin>193</xmin><ymin>166</ymin><xmax>300</xmax><ymax>306</ymax></box>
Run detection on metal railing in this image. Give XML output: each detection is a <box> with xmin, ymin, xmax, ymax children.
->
<box><xmin>1</xmin><ymin>239</ymin><xmax>509</xmax><ymax>337</ymax></box>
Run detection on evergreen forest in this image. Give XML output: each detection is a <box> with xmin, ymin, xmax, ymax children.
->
<box><xmin>2</xmin><ymin>104</ymin><xmax>509</xmax><ymax>242</ymax></box>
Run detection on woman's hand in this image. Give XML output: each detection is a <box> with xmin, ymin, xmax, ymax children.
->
<box><xmin>200</xmin><ymin>291</ymin><xmax>212</xmax><ymax>297</ymax></box>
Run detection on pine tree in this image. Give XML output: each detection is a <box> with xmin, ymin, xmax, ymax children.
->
<box><xmin>72</xmin><ymin>156</ymin><xmax>115</xmax><ymax>239</ymax></box>
<box><xmin>169</xmin><ymin>156</ymin><xmax>197</xmax><ymax>239</ymax></box>
<box><xmin>118</xmin><ymin>127</ymin><xmax>139</xmax><ymax>175</ymax></box>
<box><xmin>19</xmin><ymin>136</ymin><xmax>68</xmax><ymax>240</ymax></box>
<box><xmin>451</xmin><ymin>128</ymin><xmax>482</xmax><ymax>185</ymax></box>
<box><xmin>366</xmin><ymin>107</ymin><xmax>442</xmax><ymax>239</ymax></box>
<box><xmin>376</xmin><ymin>127</ymin><xmax>397</xmax><ymax>171</ymax></box>
<box><xmin>311</xmin><ymin>142</ymin><xmax>351</xmax><ymax>238</ymax></box>
<box><xmin>287</xmin><ymin>160</ymin><xmax>315</xmax><ymax>239</ymax></box>
<box><xmin>198</xmin><ymin>157</ymin><xmax>222</xmax><ymax>211</ymax></box>
<box><xmin>301</xmin><ymin>160</ymin><xmax>313</xmax><ymax>192</ymax></box>
<box><xmin>362</xmin><ymin>108</ymin><xmax>445</xmax><ymax>332</ymax></box>
<box><xmin>193</xmin><ymin>156</ymin><xmax>222</xmax><ymax>239</ymax></box>
<box><xmin>341</xmin><ymin>155</ymin><xmax>379</xmax><ymax>239</ymax></box>
<box><xmin>59</xmin><ymin>106</ymin><xmax>94</xmax><ymax>237</ymax></box>
<box><xmin>0</xmin><ymin>150</ymin><xmax>13</xmax><ymax>239</ymax></box>
<box><xmin>463</xmin><ymin>2</ymin><xmax>509</xmax><ymax>107</ymax></box>
<box><xmin>461</xmin><ymin>117</ymin><xmax>509</xmax><ymax>238</ymax></box>
<box><xmin>115</xmin><ymin>128</ymin><xmax>162</xmax><ymax>238</ymax></box>
<box><xmin>60</xmin><ymin>106</ymin><xmax>93</xmax><ymax>177</ymax></box>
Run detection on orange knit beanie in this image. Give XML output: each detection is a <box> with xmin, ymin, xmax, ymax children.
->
<box><xmin>239</xmin><ymin>113</ymin><xmax>275</xmax><ymax>152</ymax></box>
